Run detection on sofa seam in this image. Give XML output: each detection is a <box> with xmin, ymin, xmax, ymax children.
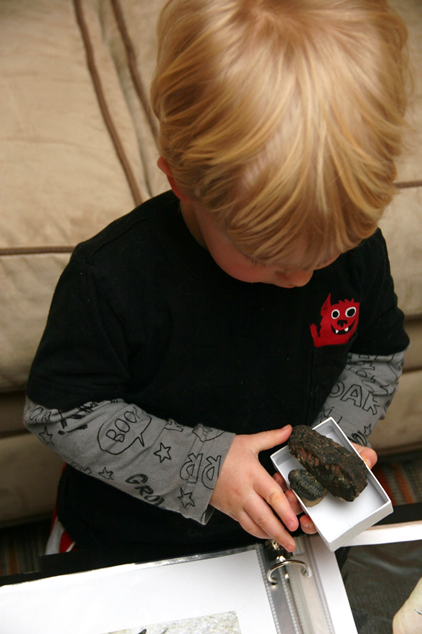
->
<box><xmin>0</xmin><ymin>247</ymin><xmax>74</xmax><ymax>256</ymax></box>
<box><xmin>396</xmin><ymin>180</ymin><xmax>422</xmax><ymax>189</ymax></box>
<box><xmin>73</xmin><ymin>0</ymin><xmax>143</xmax><ymax>208</ymax></box>
<box><xmin>110</xmin><ymin>0</ymin><xmax>159</xmax><ymax>142</ymax></box>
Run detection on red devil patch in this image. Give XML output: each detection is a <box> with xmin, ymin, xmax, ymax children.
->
<box><xmin>310</xmin><ymin>294</ymin><xmax>359</xmax><ymax>347</ymax></box>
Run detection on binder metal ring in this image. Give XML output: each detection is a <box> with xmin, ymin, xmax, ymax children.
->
<box><xmin>267</xmin><ymin>557</ymin><xmax>309</xmax><ymax>585</ymax></box>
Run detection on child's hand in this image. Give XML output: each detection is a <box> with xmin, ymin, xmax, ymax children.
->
<box><xmin>209</xmin><ymin>426</ymin><xmax>299</xmax><ymax>552</ymax></box>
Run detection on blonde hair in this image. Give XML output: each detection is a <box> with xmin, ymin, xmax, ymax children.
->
<box><xmin>151</xmin><ymin>0</ymin><xmax>410</xmax><ymax>268</ymax></box>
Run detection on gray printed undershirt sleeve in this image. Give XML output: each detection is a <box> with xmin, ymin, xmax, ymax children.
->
<box><xmin>24</xmin><ymin>351</ymin><xmax>405</xmax><ymax>520</ymax></box>
<box><xmin>23</xmin><ymin>398</ymin><xmax>235</xmax><ymax>525</ymax></box>
<box><xmin>313</xmin><ymin>351</ymin><xmax>406</xmax><ymax>446</ymax></box>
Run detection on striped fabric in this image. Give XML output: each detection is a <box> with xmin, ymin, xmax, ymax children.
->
<box><xmin>0</xmin><ymin>520</ymin><xmax>50</xmax><ymax>577</ymax></box>
<box><xmin>373</xmin><ymin>453</ymin><xmax>422</xmax><ymax>506</ymax></box>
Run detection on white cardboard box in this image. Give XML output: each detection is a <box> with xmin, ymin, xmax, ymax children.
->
<box><xmin>271</xmin><ymin>418</ymin><xmax>393</xmax><ymax>551</ymax></box>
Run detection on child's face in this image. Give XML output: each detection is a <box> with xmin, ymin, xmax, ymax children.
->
<box><xmin>185</xmin><ymin>201</ymin><xmax>339</xmax><ymax>289</ymax></box>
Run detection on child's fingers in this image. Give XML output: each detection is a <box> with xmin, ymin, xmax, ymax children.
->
<box><xmin>300</xmin><ymin>515</ymin><xmax>317</xmax><ymax>534</ymax></box>
<box><xmin>272</xmin><ymin>471</ymin><xmax>285</xmax><ymax>487</ymax></box>
<box><xmin>255</xmin><ymin>473</ymin><xmax>298</xmax><ymax>529</ymax></box>
<box><xmin>250</xmin><ymin>425</ymin><xmax>292</xmax><ymax>454</ymax></box>
<box><xmin>236</xmin><ymin>510</ymin><xmax>274</xmax><ymax>541</ymax></box>
<box><xmin>285</xmin><ymin>488</ymin><xmax>302</xmax><ymax>515</ymax></box>
<box><xmin>351</xmin><ymin>442</ymin><xmax>378</xmax><ymax>469</ymax></box>
<box><xmin>242</xmin><ymin>492</ymin><xmax>297</xmax><ymax>551</ymax></box>
<box><xmin>360</xmin><ymin>447</ymin><xmax>378</xmax><ymax>469</ymax></box>
<box><xmin>273</xmin><ymin>472</ymin><xmax>308</xmax><ymax>516</ymax></box>
<box><xmin>282</xmin><ymin>484</ymin><xmax>317</xmax><ymax>533</ymax></box>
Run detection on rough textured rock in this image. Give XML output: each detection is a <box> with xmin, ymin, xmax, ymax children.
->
<box><xmin>288</xmin><ymin>469</ymin><xmax>327</xmax><ymax>506</ymax></box>
<box><xmin>288</xmin><ymin>425</ymin><xmax>367</xmax><ymax>502</ymax></box>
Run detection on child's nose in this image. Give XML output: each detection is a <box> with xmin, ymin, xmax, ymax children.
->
<box><xmin>277</xmin><ymin>269</ymin><xmax>313</xmax><ymax>287</ymax></box>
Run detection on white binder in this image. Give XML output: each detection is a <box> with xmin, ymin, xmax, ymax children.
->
<box><xmin>1</xmin><ymin>521</ymin><xmax>420</xmax><ymax>634</ymax></box>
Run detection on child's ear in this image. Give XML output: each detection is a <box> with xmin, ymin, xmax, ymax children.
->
<box><xmin>157</xmin><ymin>157</ymin><xmax>191</xmax><ymax>202</ymax></box>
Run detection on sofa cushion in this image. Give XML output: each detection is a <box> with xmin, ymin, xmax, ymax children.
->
<box><xmin>0</xmin><ymin>0</ymin><xmax>166</xmax><ymax>390</ymax></box>
<box><xmin>0</xmin><ymin>391</ymin><xmax>26</xmax><ymax>437</ymax></box>
<box><xmin>380</xmin><ymin>188</ymin><xmax>422</xmax><ymax>320</ymax></box>
<box><xmin>378</xmin><ymin>0</ymin><xmax>422</xmax><ymax>320</ymax></box>
<box><xmin>0</xmin><ymin>433</ymin><xmax>63</xmax><ymax>527</ymax></box>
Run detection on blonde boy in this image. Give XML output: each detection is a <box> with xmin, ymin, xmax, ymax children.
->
<box><xmin>25</xmin><ymin>0</ymin><xmax>410</xmax><ymax>556</ymax></box>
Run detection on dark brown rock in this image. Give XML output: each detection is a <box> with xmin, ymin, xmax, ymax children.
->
<box><xmin>288</xmin><ymin>425</ymin><xmax>367</xmax><ymax>502</ymax></box>
<box><xmin>288</xmin><ymin>469</ymin><xmax>327</xmax><ymax>506</ymax></box>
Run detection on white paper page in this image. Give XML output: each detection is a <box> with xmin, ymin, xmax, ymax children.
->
<box><xmin>344</xmin><ymin>519</ymin><xmax>422</xmax><ymax>546</ymax></box>
<box><xmin>306</xmin><ymin>536</ymin><xmax>358</xmax><ymax>634</ymax></box>
<box><xmin>0</xmin><ymin>549</ymin><xmax>279</xmax><ymax>634</ymax></box>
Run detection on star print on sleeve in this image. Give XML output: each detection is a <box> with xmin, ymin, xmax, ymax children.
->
<box><xmin>39</xmin><ymin>426</ymin><xmax>54</xmax><ymax>445</ymax></box>
<box><xmin>98</xmin><ymin>467</ymin><xmax>114</xmax><ymax>480</ymax></box>
<box><xmin>154</xmin><ymin>443</ymin><xmax>171</xmax><ymax>463</ymax></box>
<box><xmin>178</xmin><ymin>489</ymin><xmax>195</xmax><ymax>508</ymax></box>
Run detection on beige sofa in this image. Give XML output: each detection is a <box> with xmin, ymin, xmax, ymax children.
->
<box><xmin>0</xmin><ymin>0</ymin><xmax>421</xmax><ymax>529</ymax></box>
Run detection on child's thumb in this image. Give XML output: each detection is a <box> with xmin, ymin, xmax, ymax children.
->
<box><xmin>253</xmin><ymin>425</ymin><xmax>292</xmax><ymax>453</ymax></box>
